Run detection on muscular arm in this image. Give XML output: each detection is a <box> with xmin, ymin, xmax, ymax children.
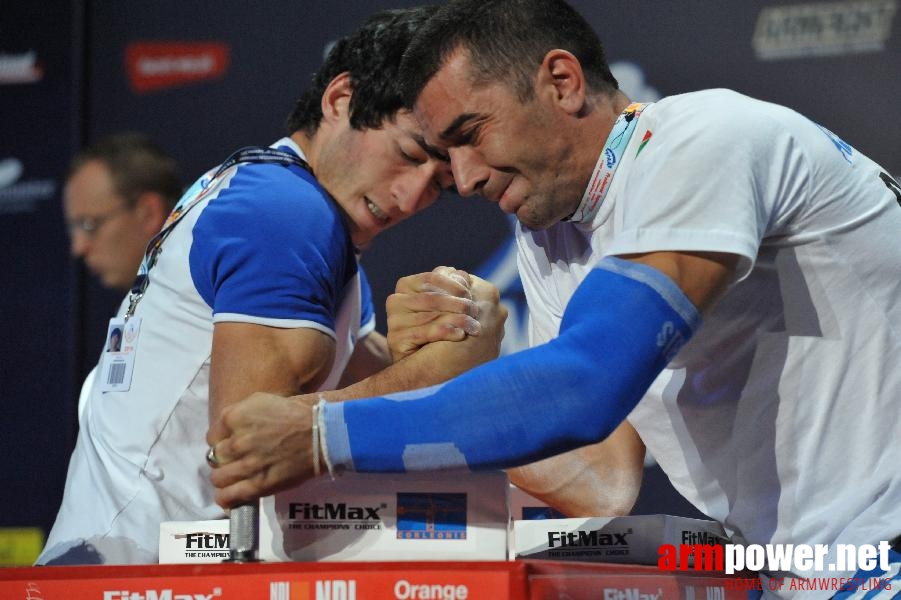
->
<box><xmin>507</xmin><ymin>251</ymin><xmax>734</xmax><ymax>517</ymax></box>
<box><xmin>624</xmin><ymin>251</ymin><xmax>736</xmax><ymax>312</ymax></box>
<box><xmin>507</xmin><ymin>422</ymin><xmax>646</xmax><ymax>517</ymax></box>
<box><xmin>209</xmin><ymin>322</ymin><xmax>335</xmax><ymax>424</ymax></box>
<box><xmin>337</xmin><ymin>331</ymin><xmax>392</xmax><ymax>389</ymax></box>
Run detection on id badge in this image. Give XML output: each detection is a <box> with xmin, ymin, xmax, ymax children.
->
<box><xmin>99</xmin><ymin>317</ymin><xmax>142</xmax><ymax>392</ymax></box>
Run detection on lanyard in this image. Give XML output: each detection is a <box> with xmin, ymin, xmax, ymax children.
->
<box><xmin>124</xmin><ymin>146</ymin><xmax>313</xmax><ymax>320</ymax></box>
<box><xmin>566</xmin><ymin>102</ymin><xmax>649</xmax><ymax>224</ymax></box>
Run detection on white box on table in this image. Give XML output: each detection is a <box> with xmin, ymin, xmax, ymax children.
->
<box><xmin>512</xmin><ymin>514</ymin><xmax>729</xmax><ymax>565</ymax></box>
<box><xmin>259</xmin><ymin>470</ymin><xmax>509</xmax><ymax>562</ymax></box>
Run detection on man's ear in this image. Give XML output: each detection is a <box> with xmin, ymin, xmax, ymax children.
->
<box><xmin>320</xmin><ymin>71</ymin><xmax>354</xmax><ymax>124</ymax></box>
<box><xmin>538</xmin><ymin>49</ymin><xmax>587</xmax><ymax>115</ymax></box>
<box><xmin>134</xmin><ymin>192</ymin><xmax>170</xmax><ymax>235</ymax></box>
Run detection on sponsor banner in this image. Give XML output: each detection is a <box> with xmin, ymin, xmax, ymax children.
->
<box><xmin>0</xmin><ymin>562</ymin><xmax>523</xmax><ymax>600</ymax></box>
<box><xmin>513</xmin><ymin>514</ymin><xmax>728</xmax><ymax>566</ymax></box>
<box><xmin>125</xmin><ymin>41</ymin><xmax>230</xmax><ymax>93</ymax></box>
<box><xmin>753</xmin><ymin>0</ymin><xmax>898</xmax><ymax>60</ymax></box>
<box><xmin>0</xmin><ymin>50</ymin><xmax>43</xmax><ymax>84</ymax></box>
<box><xmin>0</xmin><ymin>157</ymin><xmax>57</xmax><ymax>215</ymax></box>
<box><xmin>259</xmin><ymin>471</ymin><xmax>508</xmax><ymax>562</ymax></box>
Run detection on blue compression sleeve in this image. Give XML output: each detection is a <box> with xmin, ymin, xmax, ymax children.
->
<box><xmin>322</xmin><ymin>257</ymin><xmax>701</xmax><ymax>472</ymax></box>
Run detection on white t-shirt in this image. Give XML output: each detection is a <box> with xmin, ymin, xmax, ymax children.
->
<box><xmin>39</xmin><ymin>139</ymin><xmax>375</xmax><ymax>564</ymax></box>
<box><xmin>517</xmin><ymin>89</ymin><xmax>901</xmax><ymax>595</ymax></box>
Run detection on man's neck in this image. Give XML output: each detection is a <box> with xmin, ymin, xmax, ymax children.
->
<box><xmin>289</xmin><ymin>131</ymin><xmax>316</xmax><ymax>171</ymax></box>
<box><xmin>575</xmin><ymin>90</ymin><xmax>633</xmax><ymax>181</ymax></box>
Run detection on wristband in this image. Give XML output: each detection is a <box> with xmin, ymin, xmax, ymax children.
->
<box><xmin>311</xmin><ymin>400</ymin><xmax>320</xmax><ymax>477</ymax></box>
<box><xmin>316</xmin><ymin>393</ymin><xmax>335</xmax><ymax>479</ymax></box>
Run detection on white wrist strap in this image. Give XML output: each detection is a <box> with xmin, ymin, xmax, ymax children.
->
<box><xmin>311</xmin><ymin>400</ymin><xmax>321</xmax><ymax>477</ymax></box>
<box><xmin>315</xmin><ymin>394</ymin><xmax>335</xmax><ymax>479</ymax></box>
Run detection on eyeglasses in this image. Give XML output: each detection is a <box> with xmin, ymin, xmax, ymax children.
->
<box><xmin>67</xmin><ymin>205</ymin><xmax>131</xmax><ymax>237</ymax></box>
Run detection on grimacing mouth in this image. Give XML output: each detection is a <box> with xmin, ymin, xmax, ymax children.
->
<box><xmin>366</xmin><ymin>198</ymin><xmax>389</xmax><ymax>223</ymax></box>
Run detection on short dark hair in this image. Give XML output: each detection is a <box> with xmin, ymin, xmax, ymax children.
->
<box><xmin>286</xmin><ymin>7</ymin><xmax>432</xmax><ymax>135</ymax></box>
<box><xmin>400</xmin><ymin>0</ymin><xmax>618</xmax><ymax>105</ymax></box>
<box><xmin>69</xmin><ymin>132</ymin><xmax>182</xmax><ymax>211</ymax></box>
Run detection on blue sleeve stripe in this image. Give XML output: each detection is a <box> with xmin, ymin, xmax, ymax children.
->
<box><xmin>599</xmin><ymin>256</ymin><xmax>702</xmax><ymax>330</ymax></box>
<box><xmin>403</xmin><ymin>443</ymin><xmax>469</xmax><ymax>470</ymax></box>
<box><xmin>210</xmin><ymin>314</ymin><xmax>337</xmax><ymax>339</ymax></box>
<box><xmin>323</xmin><ymin>401</ymin><xmax>354</xmax><ymax>471</ymax></box>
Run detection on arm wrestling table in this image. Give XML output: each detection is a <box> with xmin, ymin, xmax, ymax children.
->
<box><xmin>1</xmin><ymin>560</ymin><xmax>756</xmax><ymax>599</ymax></box>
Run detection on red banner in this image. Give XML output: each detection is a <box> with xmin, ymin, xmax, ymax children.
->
<box><xmin>0</xmin><ymin>561</ymin><xmax>525</xmax><ymax>600</ymax></box>
<box><xmin>125</xmin><ymin>41</ymin><xmax>230</xmax><ymax>93</ymax></box>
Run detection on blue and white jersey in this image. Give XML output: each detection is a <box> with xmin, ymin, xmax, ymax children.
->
<box><xmin>40</xmin><ymin>138</ymin><xmax>375</xmax><ymax>565</ymax></box>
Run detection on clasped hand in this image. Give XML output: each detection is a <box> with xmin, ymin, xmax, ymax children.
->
<box><xmin>206</xmin><ymin>266</ymin><xmax>506</xmax><ymax>508</ymax></box>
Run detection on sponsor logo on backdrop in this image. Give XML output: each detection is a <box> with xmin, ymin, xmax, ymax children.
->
<box><xmin>396</xmin><ymin>493</ymin><xmax>467</xmax><ymax>540</ymax></box>
<box><xmin>0</xmin><ymin>157</ymin><xmax>56</xmax><ymax>215</ymax></box>
<box><xmin>0</xmin><ymin>50</ymin><xmax>43</xmax><ymax>84</ymax></box>
<box><xmin>125</xmin><ymin>42</ymin><xmax>230</xmax><ymax>93</ymax></box>
<box><xmin>753</xmin><ymin>0</ymin><xmax>898</xmax><ymax>60</ymax></box>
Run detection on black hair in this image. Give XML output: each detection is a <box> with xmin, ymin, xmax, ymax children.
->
<box><xmin>69</xmin><ymin>132</ymin><xmax>182</xmax><ymax>211</ymax></box>
<box><xmin>400</xmin><ymin>0</ymin><xmax>618</xmax><ymax>105</ymax></box>
<box><xmin>286</xmin><ymin>6</ymin><xmax>432</xmax><ymax>135</ymax></box>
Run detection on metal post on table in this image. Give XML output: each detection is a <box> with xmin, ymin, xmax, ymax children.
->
<box><xmin>225</xmin><ymin>503</ymin><xmax>260</xmax><ymax>562</ymax></box>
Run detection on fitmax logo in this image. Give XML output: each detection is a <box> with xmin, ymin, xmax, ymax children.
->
<box><xmin>547</xmin><ymin>530</ymin><xmax>631</xmax><ymax>548</ymax></box>
<box><xmin>183</xmin><ymin>533</ymin><xmax>228</xmax><ymax>549</ymax></box>
<box><xmin>603</xmin><ymin>588</ymin><xmax>663</xmax><ymax>600</ymax></box>
<box><xmin>103</xmin><ymin>589</ymin><xmax>221</xmax><ymax>600</ymax></box>
<box><xmin>681</xmin><ymin>530</ymin><xmax>726</xmax><ymax>545</ymax></box>
<box><xmin>289</xmin><ymin>502</ymin><xmax>381</xmax><ymax>520</ymax></box>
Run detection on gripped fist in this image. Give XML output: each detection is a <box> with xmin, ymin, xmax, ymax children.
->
<box><xmin>206</xmin><ymin>392</ymin><xmax>321</xmax><ymax>508</ymax></box>
<box><xmin>386</xmin><ymin>266</ymin><xmax>482</xmax><ymax>362</ymax></box>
